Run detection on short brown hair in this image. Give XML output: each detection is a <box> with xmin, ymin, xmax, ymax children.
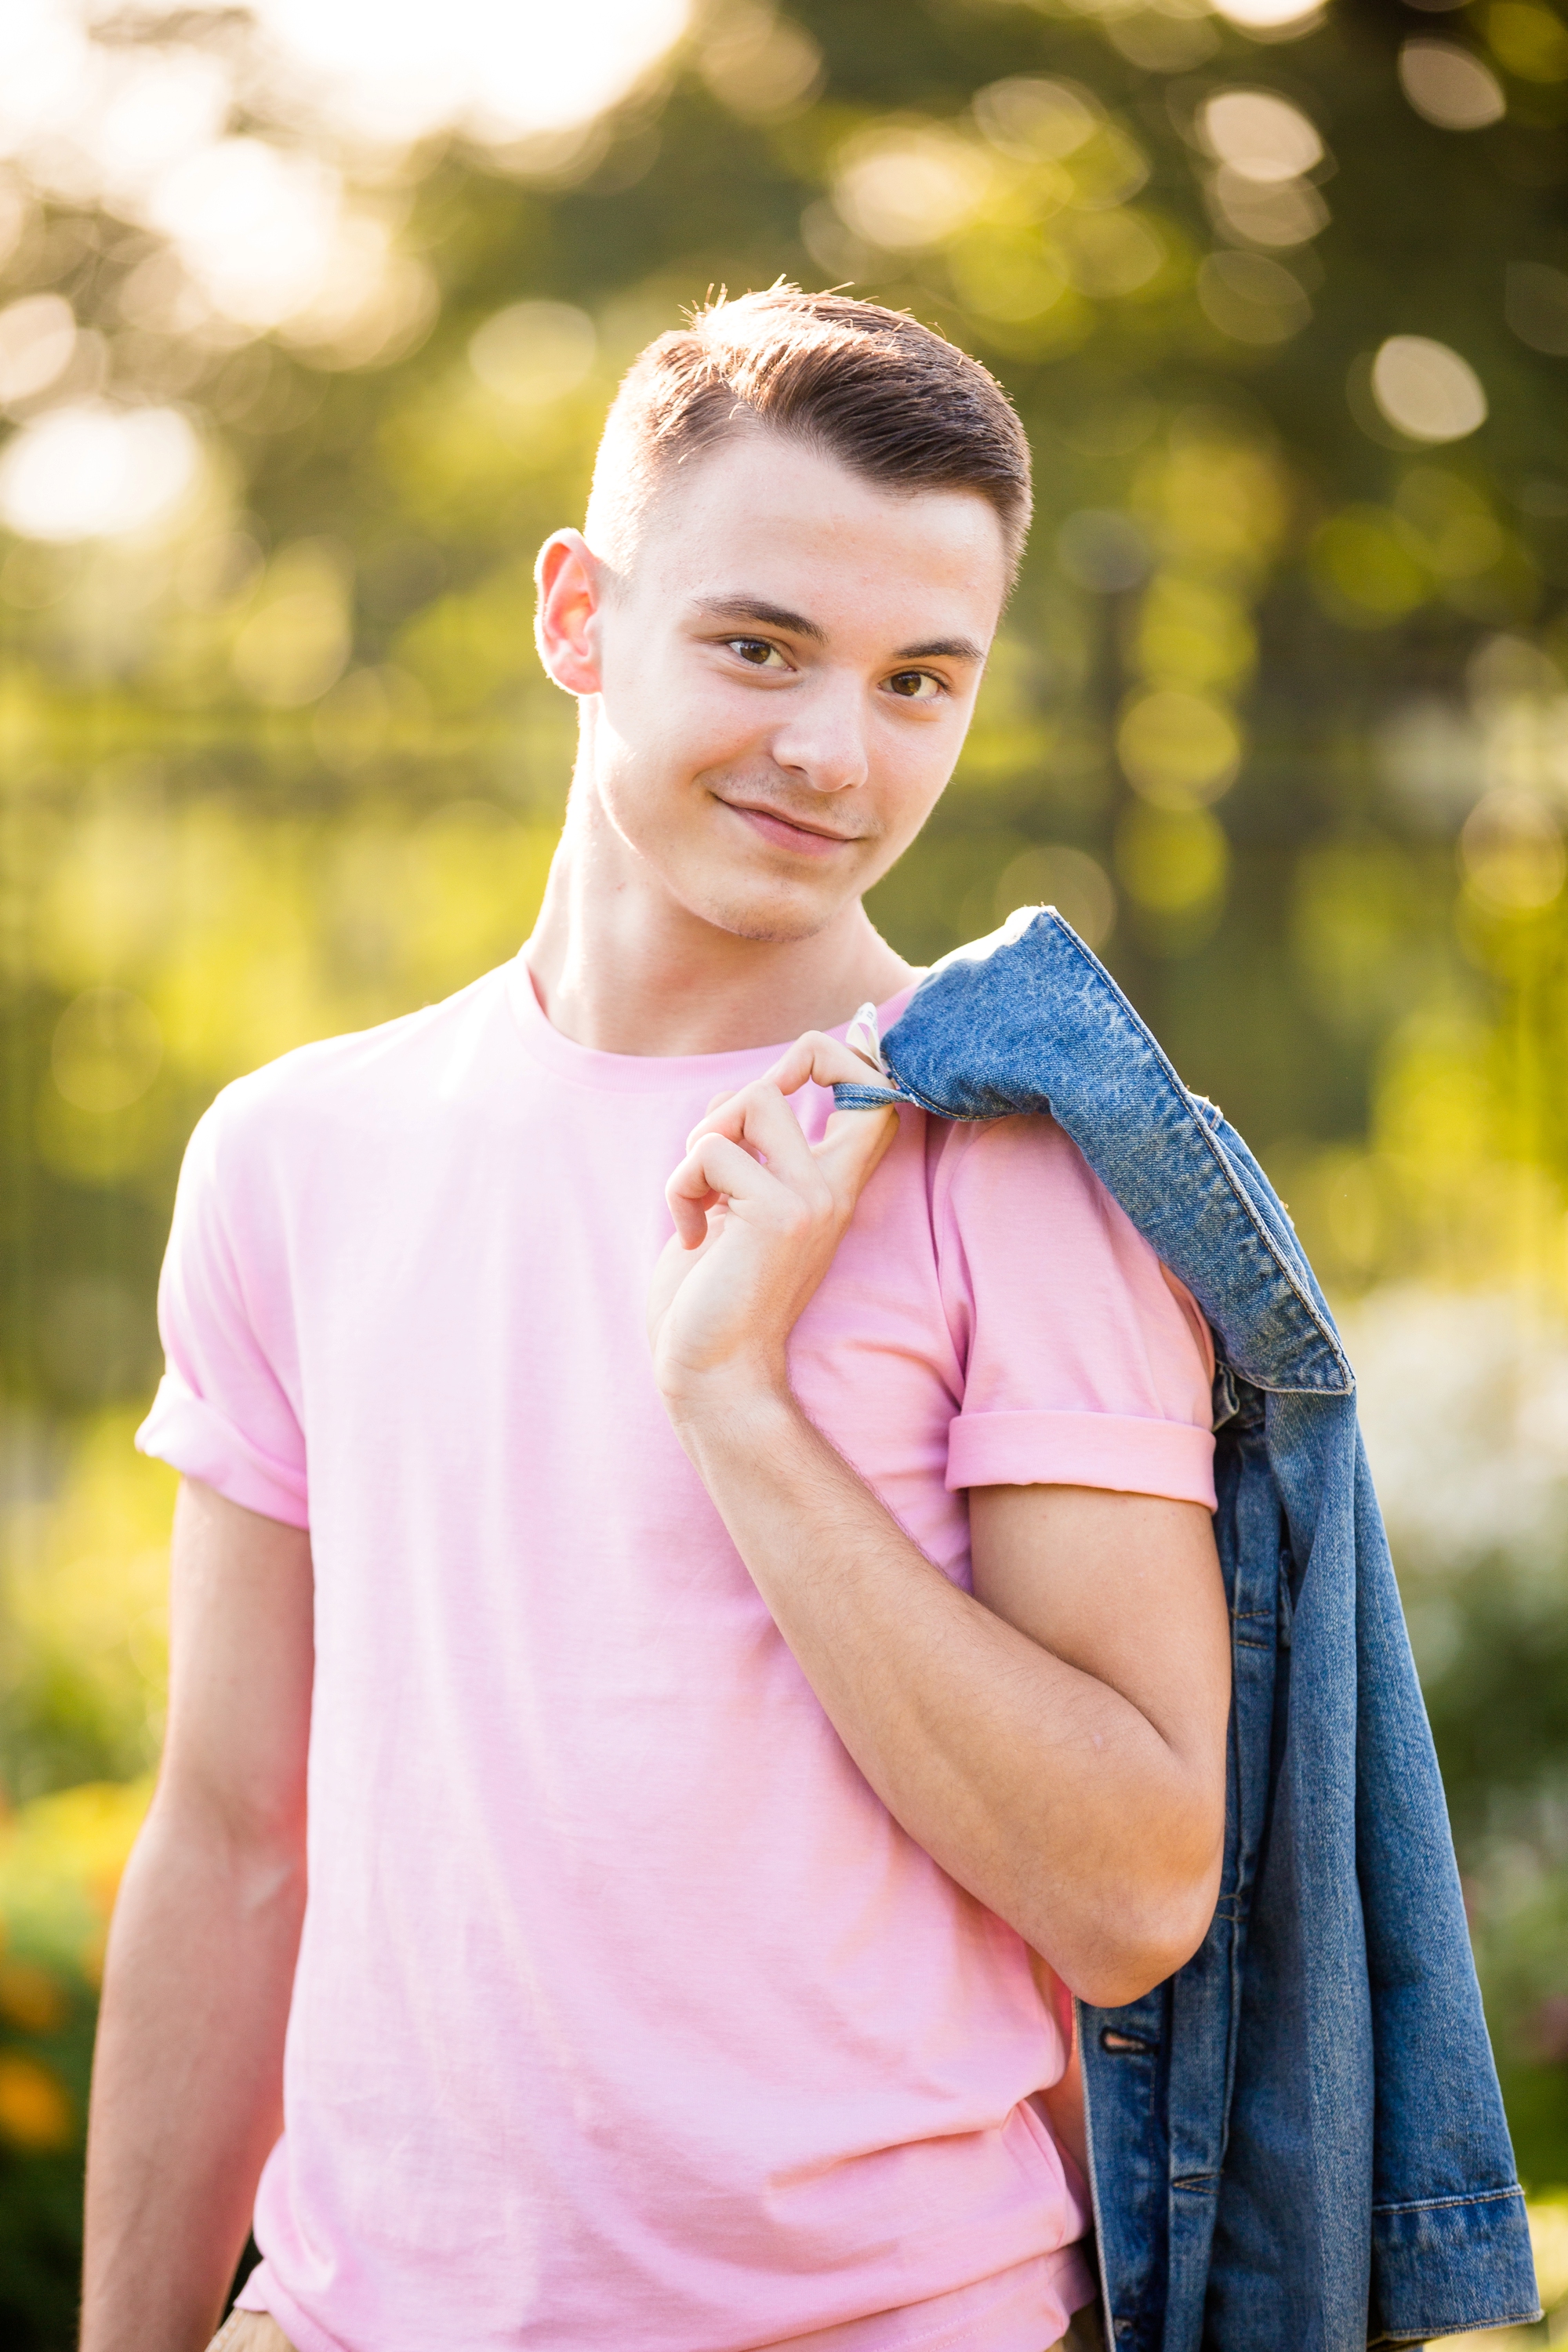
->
<box><xmin>586</xmin><ymin>284</ymin><xmax>1033</xmax><ymax>583</ymax></box>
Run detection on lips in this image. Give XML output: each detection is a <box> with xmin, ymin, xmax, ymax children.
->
<box><xmin>720</xmin><ymin>799</ymin><xmax>860</xmax><ymax>855</ymax></box>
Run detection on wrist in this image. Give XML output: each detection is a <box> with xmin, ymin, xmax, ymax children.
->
<box><xmin>659</xmin><ymin>1363</ymin><xmax>802</xmax><ymax>1453</ymax></box>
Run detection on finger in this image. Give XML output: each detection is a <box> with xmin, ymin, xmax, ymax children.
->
<box><xmin>757</xmin><ymin>1029</ymin><xmax>881</xmax><ymax>1098</ymax></box>
<box><xmin>666</xmin><ymin>1129</ymin><xmax>798</xmax><ymax>1247</ymax></box>
<box><xmin>685</xmin><ymin>1080</ymin><xmax>821</xmax><ymax>1189</ymax></box>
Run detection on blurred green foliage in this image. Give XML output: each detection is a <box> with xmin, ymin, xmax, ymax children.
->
<box><xmin>4</xmin><ymin>0</ymin><xmax>1568</xmax><ymax>2332</ymax></box>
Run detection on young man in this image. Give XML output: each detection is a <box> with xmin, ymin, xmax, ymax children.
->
<box><xmin>84</xmin><ymin>289</ymin><xmax>1230</xmax><ymax>2352</ymax></box>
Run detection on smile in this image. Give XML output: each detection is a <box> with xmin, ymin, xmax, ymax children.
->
<box><xmin>720</xmin><ymin>799</ymin><xmax>861</xmax><ymax>858</ymax></box>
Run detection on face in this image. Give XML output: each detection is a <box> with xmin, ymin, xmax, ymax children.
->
<box><xmin>535</xmin><ymin>430</ymin><xmax>1011</xmax><ymax>942</ymax></box>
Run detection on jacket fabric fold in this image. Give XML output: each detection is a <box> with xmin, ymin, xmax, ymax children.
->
<box><xmin>834</xmin><ymin>908</ymin><xmax>1539</xmax><ymax>2352</ymax></box>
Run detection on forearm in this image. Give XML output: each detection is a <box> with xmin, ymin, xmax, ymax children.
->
<box><xmin>675</xmin><ymin>1388</ymin><xmax>1220</xmax><ymax>2003</ymax></box>
<box><xmin>82</xmin><ymin>1791</ymin><xmax>306</xmax><ymax>2352</ymax></box>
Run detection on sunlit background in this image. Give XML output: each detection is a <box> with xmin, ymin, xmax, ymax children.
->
<box><xmin>2</xmin><ymin>0</ymin><xmax>1568</xmax><ymax>2335</ymax></box>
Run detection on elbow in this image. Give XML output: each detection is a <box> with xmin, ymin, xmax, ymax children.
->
<box><xmin>1054</xmin><ymin>1866</ymin><xmax>1223</xmax><ymax>2013</ymax></box>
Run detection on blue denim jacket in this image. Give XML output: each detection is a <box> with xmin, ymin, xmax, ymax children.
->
<box><xmin>835</xmin><ymin>910</ymin><xmax>1540</xmax><ymax>2352</ymax></box>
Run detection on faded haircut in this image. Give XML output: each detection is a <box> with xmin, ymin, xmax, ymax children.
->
<box><xmin>585</xmin><ymin>284</ymin><xmax>1033</xmax><ymax>586</ymax></box>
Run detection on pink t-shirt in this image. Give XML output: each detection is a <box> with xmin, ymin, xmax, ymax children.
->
<box><xmin>137</xmin><ymin>954</ymin><xmax>1216</xmax><ymax>2352</ymax></box>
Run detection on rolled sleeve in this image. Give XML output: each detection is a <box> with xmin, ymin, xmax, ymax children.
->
<box><xmin>135</xmin><ymin>1086</ymin><xmax>309</xmax><ymax>1530</ymax></box>
<box><xmin>934</xmin><ymin>1115</ymin><xmax>1217</xmax><ymax>1515</ymax></box>
<box><xmin>136</xmin><ymin>1374</ymin><xmax>309</xmax><ymax>1528</ymax></box>
<box><xmin>946</xmin><ymin>1406</ymin><xmax>1217</xmax><ymax>1507</ymax></box>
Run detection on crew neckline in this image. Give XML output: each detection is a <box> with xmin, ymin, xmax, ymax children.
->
<box><xmin>505</xmin><ymin>951</ymin><xmax>918</xmax><ymax>1095</ymax></box>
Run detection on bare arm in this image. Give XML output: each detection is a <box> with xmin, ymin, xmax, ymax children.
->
<box><xmin>649</xmin><ymin>1037</ymin><xmax>1230</xmax><ymax>2008</ymax></box>
<box><xmin>81</xmin><ymin>1479</ymin><xmax>313</xmax><ymax>2352</ymax></box>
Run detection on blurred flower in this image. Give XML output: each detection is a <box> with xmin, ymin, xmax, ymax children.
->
<box><xmin>0</xmin><ymin>402</ymin><xmax>201</xmax><ymax>542</ymax></box>
<box><xmin>1506</xmin><ymin>260</ymin><xmax>1568</xmax><ymax>356</ymax></box>
<box><xmin>0</xmin><ymin>1958</ymin><xmax>67</xmax><ymax>2036</ymax></box>
<box><xmin>1199</xmin><ymin>89</ymin><xmax>1324</xmax><ymax>180</ymax></box>
<box><xmin>1399</xmin><ymin>38</ymin><xmax>1508</xmax><ymax>129</ymax></box>
<box><xmin>469</xmin><ymin>302</ymin><xmax>597</xmax><ymax>407</ymax></box>
<box><xmin>1370</xmin><ymin>334</ymin><xmax>1488</xmax><ymax>442</ymax></box>
<box><xmin>1197</xmin><ymin>249</ymin><xmax>1311</xmax><ymax>343</ymax></box>
<box><xmin>1346</xmin><ymin>1287</ymin><xmax>1568</xmax><ymax>1578</ymax></box>
<box><xmin>0</xmin><ymin>292</ymin><xmax>75</xmax><ymax>408</ymax></box>
<box><xmin>0</xmin><ymin>2053</ymin><xmax>72</xmax><ymax>2151</ymax></box>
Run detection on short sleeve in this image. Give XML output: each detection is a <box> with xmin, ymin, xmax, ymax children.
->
<box><xmin>936</xmin><ymin>1116</ymin><xmax>1217</xmax><ymax>1508</ymax></box>
<box><xmin>135</xmin><ymin>1091</ymin><xmax>309</xmax><ymax>1528</ymax></box>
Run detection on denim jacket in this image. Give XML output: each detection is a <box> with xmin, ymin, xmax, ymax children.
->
<box><xmin>834</xmin><ymin>909</ymin><xmax>1540</xmax><ymax>2352</ymax></box>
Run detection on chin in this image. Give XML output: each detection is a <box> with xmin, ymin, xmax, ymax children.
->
<box><xmin>698</xmin><ymin>882</ymin><xmax>840</xmax><ymax>945</ymax></box>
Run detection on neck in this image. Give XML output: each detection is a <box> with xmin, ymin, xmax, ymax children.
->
<box><xmin>525</xmin><ymin>779</ymin><xmax>916</xmax><ymax>1058</ymax></box>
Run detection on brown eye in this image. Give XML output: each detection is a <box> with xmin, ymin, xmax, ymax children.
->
<box><xmin>887</xmin><ymin>670</ymin><xmax>940</xmax><ymax>700</ymax></box>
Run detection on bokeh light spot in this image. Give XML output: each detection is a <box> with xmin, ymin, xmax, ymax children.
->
<box><xmin>994</xmin><ymin>844</ymin><xmax>1116</xmax><ymax>949</ymax></box>
<box><xmin>1399</xmin><ymin>39</ymin><xmax>1508</xmax><ymax>129</ymax></box>
<box><xmin>1371</xmin><ymin>335</ymin><xmax>1488</xmax><ymax>442</ymax></box>
<box><xmin>1200</xmin><ymin>90</ymin><xmax>1324</xmax><ymax>182</ymax></box>
<box><xmin>0</xmin><ymin>403</ymin><xmax>200</xmax><ymax>542</ymax></box>
<box><xmin>469</xmin><ymin>303</ymin><xmax>597</xmax><ymax>407</ymax></box>
<box><xmin>0</xmin><ymin>292</ymin><xmax>76</xmax><ymax>406</ymax></box>
<box><xmin>52</xmin><ymin>989</ymin><xmax>163</xmax><ymax>1116</ymax></box>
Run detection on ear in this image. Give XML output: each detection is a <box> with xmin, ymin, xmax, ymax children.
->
<box><xmin>534</xmin><ymin>529</ymin><xmax>604</xmax><ymax>696</ymax></box>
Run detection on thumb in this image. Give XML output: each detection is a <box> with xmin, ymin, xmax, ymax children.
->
<box><xmin>815</xmin><ymin>1098</ymin><xmax>900</xmax><ymax>1210</ymax></box>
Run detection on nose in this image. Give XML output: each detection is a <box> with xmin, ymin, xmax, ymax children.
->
<box><xmin>768</xmin><ymin>670</ymin><xmax>870</xmax><ymax>796</ymax></box>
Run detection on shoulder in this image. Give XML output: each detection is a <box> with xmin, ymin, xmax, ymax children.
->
<box><xmin>928</xmin><ymin>1109</ymin><xmax>1114</xmax><ymax>1228</ymax></box>
<box><xmin>928</xmin><ymin>1110</ymin><xmax>1214</xmax><ymax>1375</ymax></box>
<box><xmin>198</xmin><ymin>965</ymin><xmax>510</xmax><ymax>1159</ymax></box>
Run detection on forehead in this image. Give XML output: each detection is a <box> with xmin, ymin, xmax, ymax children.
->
<box><xmin>626</xmin><ymin>429</ymin><xmax>1009</xmax><ymax>641</ymax></box>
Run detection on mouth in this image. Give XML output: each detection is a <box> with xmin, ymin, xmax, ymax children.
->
<box><xmin>718</xmin><ymin>797</ymin><xmax>862</xmax><ymax>859</ymax></box>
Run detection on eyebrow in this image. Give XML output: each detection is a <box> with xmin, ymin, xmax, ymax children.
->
<box><xmin>691</xmin><ymin>593</ymin><xmax>985</xmax><ymax>666</ymax></box>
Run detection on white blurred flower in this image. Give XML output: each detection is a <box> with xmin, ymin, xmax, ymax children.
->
<box><xmin>0</xmin><ymin>401</ymin><xmax>201</xmax><ymax>540</ymax></box>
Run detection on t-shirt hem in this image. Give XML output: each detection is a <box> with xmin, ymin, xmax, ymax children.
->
<box><xmin>237</xmin><ymin>2245</ymin><xmax>1097</xmax><ymax>2352</ymax></box>
<box><xmin>234</xmin><ymin>2271</ymin><xmax>337</xmax><ymax>2352</ymax></box>
<box><xmin>946</xmin><ymin>1406</ymin><xmax>1216</xmax><ymax>1508</ymax></box>
<box><xmin>136</xmin><ymin>1382</ymin><xmax>310</xmax><ymax>1529</ymax></box>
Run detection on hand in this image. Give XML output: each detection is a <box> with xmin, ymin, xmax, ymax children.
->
<box><xmin>648</xmin><ymin>1032</ymin><xmax>899</xmax><ymax>1424</ymax></box>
